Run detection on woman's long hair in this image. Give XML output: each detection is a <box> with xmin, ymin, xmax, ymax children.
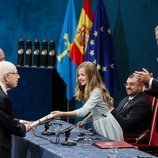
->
<box><xmin>75</xmin><ymin>62</ymin><xmax>112</xmax><ymax>107</ymax></box>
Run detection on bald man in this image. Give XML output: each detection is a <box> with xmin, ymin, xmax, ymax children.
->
<box><xmin>0</xmin><ymin>49</ymin><xmax>5</xmax><ymax>61</ymax></box>
<box><xmin>0</xmin><ymin>61</ymin><xmax>32</xmax><ymax>158</ymax></box>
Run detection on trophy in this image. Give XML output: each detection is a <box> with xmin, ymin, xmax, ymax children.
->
<box><xmin>40</xmin><ymin>40</ymin><xmax>48</xmax><ymax>67</ymax></box>
<box><xmin>32</xmin><ymin>39</ymin><xmax>40</xmax><ymax>67</ymax></box>
<box><xmin>48</xmin><ymin>40</ymin><xmax>55</xmax><ymax>67</ymax></box>
<box><xmin>25</xmin><ymin>39</ymin><xmax>32</xmax><ymax>66</ymax></box>
<box><xmin>17</xmin><ymin>38</ymin><xmax>24</xmax><ymax>66</ymax></box>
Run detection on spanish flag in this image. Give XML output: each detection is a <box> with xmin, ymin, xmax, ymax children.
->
<box><xmin>69</xmin><ymin>0</ymin><xmax>93</xmax><ymax>66</ymax></box>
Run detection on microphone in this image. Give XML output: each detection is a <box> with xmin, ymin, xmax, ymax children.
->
<box><xmin>81</xmin><ymin>113</ymin><xmax>107</xmax><ymax>126</ymax></box>
<box><xmin>56</xmin><ymin>126</ymin><xmax>74</xmax><ymax>137</ymax></box>
<box><xmin>57</xmin><ymin>126</ymin><xmax>77</xmax><ymax>146</ymax></box>
<box><xmin>31</xmin><ymin>114</ymin><xmax>53</xmax><ymax>127</ymax></box>
<box><xmin>41</xmin><ymin>121</ymin><xmax>55</xmax><ymax>136</ymax></box>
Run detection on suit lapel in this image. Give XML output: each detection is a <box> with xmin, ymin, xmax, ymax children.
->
<box><xmin>117</xmin><ymin>97</ymin><xmax>129</xmax><ymax>112</ymax></box>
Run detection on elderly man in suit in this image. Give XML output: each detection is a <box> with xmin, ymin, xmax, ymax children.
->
<box><xmin>0</xmin><ymin>61</ymin><xmax>32</xmax><ymax>158</ymax></box>
<box><xmin>111</xmin><ymin>74</ymin><xmax>151</xmax><ymax>135</ymax></box>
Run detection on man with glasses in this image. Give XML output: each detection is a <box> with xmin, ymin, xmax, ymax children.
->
<box><xmin>0</xmin><ymin>61</ymin><xmax>32</xmax><ymax>158</ymax></box>
<box><xmin>0</xmin><ymin>49</ymin><xmax>5</xmax><ymax>61</ymax></box>
<box><xmin>111</xmin><ymin>74</ymin><xmax>151</xmax><ymax>135</ymax></box>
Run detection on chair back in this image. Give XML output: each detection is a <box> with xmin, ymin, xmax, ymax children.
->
<box><xmin>148</xmin><ymin>97</ymin><xmax>158</xmax><ymax>146</ymax></box>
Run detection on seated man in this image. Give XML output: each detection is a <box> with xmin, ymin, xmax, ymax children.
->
<box><xmin>111</xmin><ymin>74</ymin><xmax>152</xmax><ymax>135</ymax></box>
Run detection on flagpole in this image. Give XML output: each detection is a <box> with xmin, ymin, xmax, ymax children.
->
<box><xmin>55</xmin><ymin>0</ymin><xmax>77</xmax><ymax>124</ymax></box>
<box><xmin>66</xmin><ymin>99</ymin><xmax>70</xmax><ymax>122</ymax></box>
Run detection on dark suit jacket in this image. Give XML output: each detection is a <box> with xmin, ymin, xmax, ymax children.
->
<box><xmin>111</xmin><ymin>92</ymin><xmax>152</xmax><ymax>135</ymax></box>
<box><xmin>0</xmin><ymin>86</ymin><xmax>26</xmax><ymax>158</ymax></box>
<box><xmin>145</xmin><ymin>78</ymin><xmax>158</xmax><ymax>97</ymax></box>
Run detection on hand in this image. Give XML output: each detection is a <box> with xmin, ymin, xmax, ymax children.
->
<box><xmin>134</xmin><ymin>68</ymin><xmax>152</xmax><ymax>86</ymax></box>
<box><xmin>77</xmin><ymin>121</ymin><xmax>85</xmax><ymax>128</ymax></box>
<box><xmin>109</xmin><ymin>97</ymin><xmax>114</xmax><ymax>109</ymax></box>
<box><xmin>25</xmin><ymin>124</ymin><xmax>34</xmax><ymax>132</ymax></box>
<box><xmin>51</xmin><ymin>111</ymin><xmax>62</xmax><ymax>118</ymax></box>
<box><xmin>20</xmin><ymin>120</ymin><xmax>34</xmax><ymax>131</ymax></box>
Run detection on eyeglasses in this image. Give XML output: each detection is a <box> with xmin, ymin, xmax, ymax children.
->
<box><xmin>124</xmin><ymin>82</ymin><xmax>138</xmax><ymax>87</ymax></box>
<box><xmin>7</xmin><ymin>72</ymin><xmax>19</xmax><ymax>75</ymax></box>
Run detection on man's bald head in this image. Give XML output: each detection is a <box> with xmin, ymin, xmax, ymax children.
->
<box><xmin>0</xmin><ymin>61</ymin><xmax>17</xmax><ymax>81</ymax></box>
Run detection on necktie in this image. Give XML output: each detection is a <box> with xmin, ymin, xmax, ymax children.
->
<box><xmin>119</xmin><ymin>99</ymin><xmax>131</xmax><ymax>113</ymax></box>
<box><xmin>122</xmin><ymin>99</ymin><xmax>130</xmax><ymax>109</ymax></box>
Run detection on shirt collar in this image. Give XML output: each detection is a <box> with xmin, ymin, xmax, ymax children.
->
<box><xmin>0</xmin><ymin>81</ymin><xmax>7</xmax><ymax>94</ymax></box>
<box><xmin>129</xmin><ymin>93</ymin><xmax>138</xmax><ymax>101</ymax></box>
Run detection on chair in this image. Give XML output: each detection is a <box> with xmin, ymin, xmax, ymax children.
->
<box><xmin>124</xmin><ymin>95</ymin><xmax>152</xmax><ymax>144</ymax></box>
<box><xmin>124</xmin><ymin>95</ymin><xmax>158</xmax><ymax>156</ymax></box>
<box><xmin>136</xmin><ymin>97</ymin><xmax>158</xmax><ymax>156</ymax></box>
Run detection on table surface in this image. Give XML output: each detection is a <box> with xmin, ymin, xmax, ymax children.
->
<box><xmin>12</xmin><ymin>120</ymin><xmax>157</xmax><ymax>158</ymax></box>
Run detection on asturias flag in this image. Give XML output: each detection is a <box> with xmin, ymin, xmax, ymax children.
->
<box><xmin>85</xmin><ymin>0</ymin><xmax>119</xmax><ymax>95</ymax></box>
<box><xmin>70</xmin><ymin>0</ymin><xmax>93</xmax><ymax>66</ymax></box>
<box><xmin>56</xmin><ymin>0</ymin><xmax>77</xmax><ymax>100</ymax></box>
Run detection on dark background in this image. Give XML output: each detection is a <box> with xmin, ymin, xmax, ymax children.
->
<box><xmin>1</xmin><ymin>0</ymin><xmax>158</xmax><ymax>117</ymax></box>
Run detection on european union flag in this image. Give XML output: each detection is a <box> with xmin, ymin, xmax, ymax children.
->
<box><xmin>85</xmin><ymin>0</ymin><xmax>119</xmax><ymax>95</ymax></box>
<box><xmin>56</xmin><ymin>0</ymin><xmax>77</xmax><ymax>100</ymax></box>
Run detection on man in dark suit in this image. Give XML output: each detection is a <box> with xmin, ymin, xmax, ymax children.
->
<box><xmin>111</xmin><ymin>74</ymin><xmax>151</xmax><ymax>135</ymax></box>
<box><xmin>134</xmin><ymin>68</ymin><xmax>158</xmax><ymax>97</ymax></box>
<box><xmin>0</xmin><ymin>61</ymin><xmax>32</xmax><ymax>158</ymax></box>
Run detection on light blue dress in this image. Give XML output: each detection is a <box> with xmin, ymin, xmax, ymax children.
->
<box><xmin>74</xmin><ymin>88</ymin><xmax>123</xmax><ymax>141</ymax></box>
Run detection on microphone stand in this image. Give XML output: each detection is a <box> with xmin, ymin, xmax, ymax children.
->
<box><xmin>59</xmin><ymin>126</ymin><xmax>77</xmax><ymax>146</ymax></box>
<box><xmin>41</xmin><ymin>121</ymin><xmax>55</xmax><ymax>136</ymax></box>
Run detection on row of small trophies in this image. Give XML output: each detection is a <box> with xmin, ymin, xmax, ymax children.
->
<box><xmin>17</xmin><ymin>38</ymin><xmax>56</xmax><ymax>67</ymax></box>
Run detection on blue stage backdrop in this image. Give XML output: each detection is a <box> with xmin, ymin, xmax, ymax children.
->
<box><xmin>8</xmin><ymin>66</ymin><xmax>66</xmax><ymax>120</ymax></box>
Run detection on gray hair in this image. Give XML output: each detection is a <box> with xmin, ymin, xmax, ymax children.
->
<box><xmin>0</xmin><ymin>61</ymin><xmax>17</xmax><ymax>81</ymax></box>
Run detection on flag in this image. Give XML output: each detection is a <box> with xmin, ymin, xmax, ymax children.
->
<box><xmin>85</xmin><ymin>0</ymin><xmax>119</xmax><ymax>95</ymax></box>
<box><xmin>69</xmin><ymin>0</ymin><xmax>93</xmax><ymax>66</ymax></box>
<box><xmin>56</xmin><ymin>0</ymin><xmax>77</xmax><ymax>100</ymax></box>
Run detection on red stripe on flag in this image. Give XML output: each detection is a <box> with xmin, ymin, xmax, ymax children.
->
<box><xmin>70</xmin><ymin>43</ymin><xmax>84</xmax><ymax>66</ymax></box>
<box><xmin>83</xmin><ymin>0</ymin><xmax>93</xmax><ymax>21</ymax></box>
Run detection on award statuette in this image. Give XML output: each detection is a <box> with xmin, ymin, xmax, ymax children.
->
<box><xmin>17</xmin><ymin>38</ymin><xmax>24</xmax><ymax>66</ymax></box>
<box><xmin>40</xmin><ymin>40</ymin><xmax>48</xmax><ymax>67</ymax></box>
<box><xmin>32</xmin><ymin>39</ymin><xmax>40</xmax><ymax>67</ymax></box>
<box><xmin>48</xmin><ymin>40</ymin><xmax>55</xmax><ymax>67</ymax></box>
<box><xmin>25</xmin><ymin>39</ymin><xmax>32</xmax><ymax>66</ymax></box>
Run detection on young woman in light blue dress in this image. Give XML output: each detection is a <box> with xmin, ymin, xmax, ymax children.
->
<box><xmin>51</xmin><ymin>62</ymin><xmax>123</xmax><ymax>141</ymax></box>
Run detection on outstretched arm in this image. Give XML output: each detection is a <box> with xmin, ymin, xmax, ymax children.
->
<box><xmin>51</xmin><ymin>111</ymin><xmax>77</xmax><ymax>119</ymax></box>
